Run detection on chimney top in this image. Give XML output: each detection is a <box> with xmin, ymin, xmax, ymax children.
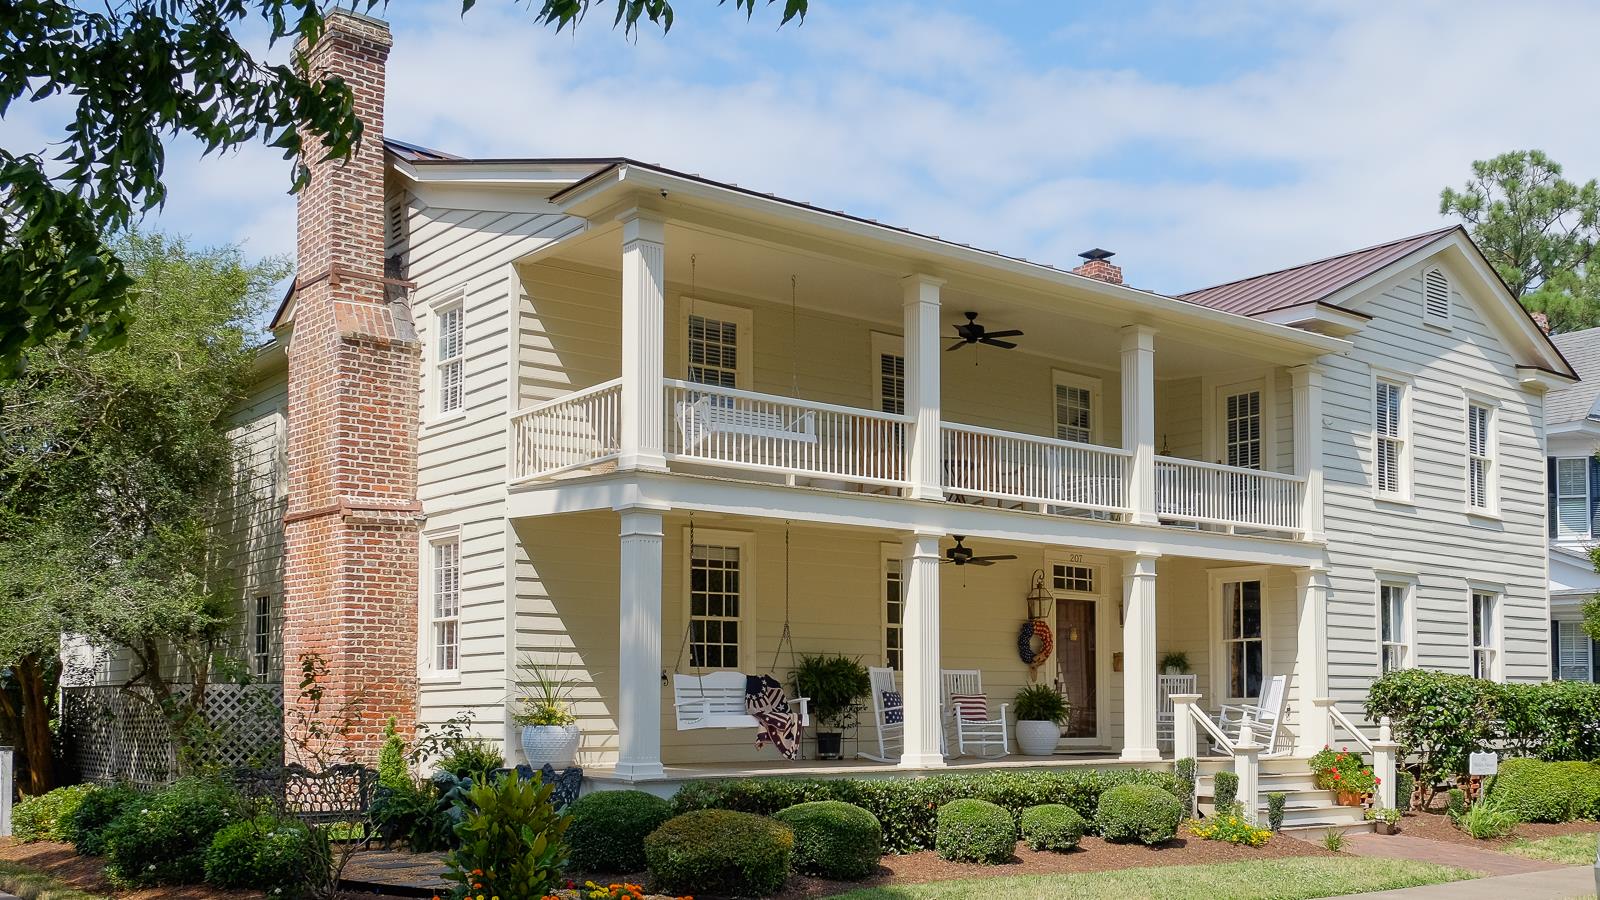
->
<box><xmin>1079</xmin><ymin>248</ymin><xmax>1115</xmax><ymax>262</ymax></box>
<box><xmin>1071</xmin><ymin>248</ymin><xmax>1123</xmax><ymax>285</ymax></box>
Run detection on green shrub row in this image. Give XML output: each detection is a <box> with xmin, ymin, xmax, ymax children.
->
<box><xmin>671</xmin><ymin>768</ymin><xmax>1180</xmax><ymax>853</ymax></box>
<box><xmin>1366</xmin><ymin>670</ymin><xmax>1600</xmax><ymax>785</ymax></box>
<box><xmin>1018</xmin><ymin>804</ymin><xmax>1085</xmax><ymax>852</ymax></box>
<box><xmin>935</xmin><ymin>799</ymin><xmax>1016</xmax><ymax>864</ymax></box>
<box><xmin>13</xmin><ymin>785</ymin><xmax>95</xmax><ymax>843</ymax></box>
<box><xmin>1095</xmin><ymin>783</ymin><xmax>1183</xmax><ymax>845</ymax></box>
<box><xmin>1486</xmin><ymin>757</ymin><xmax>1600</xmax><ymax>823</ymax></box>
<box><xmin>645</xmin><ymin>810</ymin><xmax>793</xmax><ymax>897</ymax></box>
<box><xmin>774</xmin><ymin>801</ymin><xmax>883</xmax><ymax>880</ymax></box>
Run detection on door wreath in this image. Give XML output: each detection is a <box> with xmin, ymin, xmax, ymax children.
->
<box><xmin>1017</xmin><ymin>618</ymin><xmax>1054</xmax><ymax>670</ymax></box>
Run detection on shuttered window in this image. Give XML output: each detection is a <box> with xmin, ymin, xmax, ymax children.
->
<box><xmin>1223</xmin><ymin>390</ymin><xmax>1263</xmax><ymax>469</ymax></box>
<box><xmin>879</xmin><ymin>352</ymin><xmax>905</xmax><ymax>415</ymax></box>
<box><xmin>1467</xmin><ymin>403</ymin><xmax>1493</xmax><ymax>510</ymax></box>
<box><xmin>1556</xmin><ymin>620</ymin><xmax>1594</xmax><ymax>682</ymax></box>
<box><xmin>436</xmin><ymin>302</ymin><xmax>465</xmax><ymax>415</ymax></box>
<box><xmin>1555</xmin><ymin>458</ymin><xmax>1590</xmax><ymax>540</ymax></box>
<box><xmin>1379</xmin><ymin>583</ymin><xmax>1409</xmax><ymax>673</ymax></box>
<box><xmin>1423</xmin><ymin>267</ymin><xmax>1451</xmax><ymax>326</ymax></box>
<box><xmin>688</xmin><ymin>314</ymin><xmax>739</xmax><ymax>388</ymax></box>
<box><xmin>1374</xmin><ymin>380</ymin><xmax>1406</xmax><ymax>495</ymax></box>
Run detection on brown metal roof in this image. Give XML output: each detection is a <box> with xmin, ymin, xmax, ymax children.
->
<box><xmin>1177</xmin><ymin>226</ymin><xmax>1462</xmax><ymax>316</ymax></box>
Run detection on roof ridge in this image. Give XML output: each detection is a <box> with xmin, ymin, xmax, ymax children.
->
<box><xmin>1178</xmin><ymin>224</ymin><xmax>1461</xmax><ymax>298</ymax></box>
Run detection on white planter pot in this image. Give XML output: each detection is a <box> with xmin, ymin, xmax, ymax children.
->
<box><xmin>520</xmin><ymin>724</ymin><xmax>581</xmax><ymax>769</ymax></box>
<box><xmin>1015</xmin><ymin>720</ymin><xmax>1061</xmax><ymax>756</ymax></box>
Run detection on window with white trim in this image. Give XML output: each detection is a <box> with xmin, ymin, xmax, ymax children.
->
<box><xmin>1374</xmin><ymin>379</ymin><xmax>1406</xmax><ymax>496</ymax></box>
<box><xmin>1379</xmin><ymin>582</ymin><xmax>1409</xmax><ymax>673</ymax></box>
<box><xmin>435</xmin><ymin>300</ymin><xmax>465</xmax><ymax>415</ymax></box>
<box><xmin>430</xmin><ymin>536</ymin><xmax>461</xmax><ymax>673</ymax></box>
<box><xmin>1554</xmin><ymin>457</ymin><xmax>1590</xmax><ymax>539</ymax></box>
<box><xmin>1471</xmin><ymin>592</ymin><xmax>1497</xmax><ymax>680</ymax></box>
<box><xmin>871</xmin><ymin>333</ymin><xmax>905</xmax><ymax>416</ymax></box>
<box><xmin>1221</xmin><ymin>579</ymin><xmax>1264</xmax><ymax>700</ymax></box>
<box><xmin>689</xmin><ymin>541</ymin><xmax>743</xmax><ymax>669</ymax></box>
<box><xmin>1222</xmin><ymin>389</ymin><xmax>1263</xmax><ymax>469</ymax></box>
<box><xmin>1467</xmin><ymin>402</ymin><xmax>1493</xmax><ymax>510</ymax></box>
<box><xmin>1053</xmin><ymin>372</ymin><xmax>1101</xmax><ymax>445</ymax></box>
<box><xmin>1052</xmin><ymin>564</ymin><xmax>1095</xmax><ymax>593</ymax></box>
<box><xmin>1556</xmin><ymin>620</ymin><xmax>1594</xmax><ymax>682</ymax></box>
<box><xmin>1423</xmin><ymin>266</ymin><xmax>1451</xmax><ymax>327</ymax></box>
<box><xmin>884</xmin><ymin>556</ymin><xmax>902</xmax><ymax>670</ymax></box>
<box><xmin>252</xmin><ymin>594</ymin><xmax>272</xmax><ymax>678</ymax></box>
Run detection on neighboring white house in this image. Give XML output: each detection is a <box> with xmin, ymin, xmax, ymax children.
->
<box><xmin>1544</xmin><ymin>327</ymin><xmax>1600</xmax><ymax>682</ymax></box>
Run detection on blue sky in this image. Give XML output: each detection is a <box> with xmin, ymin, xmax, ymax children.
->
<box><xmin>6</xmin><ymin>0</ymin><xmax>1600</xmax><ymax>294</ymax></box>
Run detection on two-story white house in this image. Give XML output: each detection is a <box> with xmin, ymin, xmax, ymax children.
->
<box><xmin>73</xmin><ymin>13</ymin><xmax>1577</xmax><ymax>818</ymax></box>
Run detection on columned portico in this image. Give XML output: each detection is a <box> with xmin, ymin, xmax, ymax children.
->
<box><xmin>618</xmin><ymin>209</ymin><xmax>667</xmax><ymax>472</ymax></box>
<box><xmin>903</xmin><ymin>275</ymin><xmax>944</xmax><ymax>502</ymax></box>
<box><xmin>1121</xmin><ymin>550</ymin><xmax>1161</xmax><ymax>761</ymax></box>
<box><xmin>1121</xmin><ymin>325</ymin><xmax>1158</xmax><ymax>525</ymax></box>
<box><xmin>1294</xmin><ymin>566</ymin><xmax>1331</xmax><ymax>754</ymax></box>
<box><xmin>900</xmin><ymin>530</ymin><xmax>946</xmax><ymax>768</ymax></box>
<box><xmin>615</xmin><ymin>504</ymin><xmax>666</xmax><ymax>778</ymax></box>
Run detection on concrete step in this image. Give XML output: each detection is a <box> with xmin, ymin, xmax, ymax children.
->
<box><xmin>1196</xmin><ymin>755</ymin><xmax>1312</xmax><ymax>776</ymax></box>
<box><xmin>1198</xmin><ymin>770</ymin><xmax>1318</xmax><ymax>792</ymax></box>
<box><xmin>1279</xmin><ymin>819</ymin><xmax>1375</xmax><ymax>837</ymax></box>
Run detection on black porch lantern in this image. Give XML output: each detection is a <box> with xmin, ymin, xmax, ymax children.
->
<box><xmin>1026</xmin><ymin>569</ymin><xmax>1055</xmax><ymax>621</ymax></box>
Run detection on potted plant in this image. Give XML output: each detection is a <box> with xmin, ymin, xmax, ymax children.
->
<box><xmin>1310</xmin><ymin>747</ymin><xmax>1375</xmax><ymax>806</ymax></box>
<box><xmin>792</xmin><ymin>654</ymin><xmax>871</xmax><ymax>760</ymax></box>
<box><xmin>1159</xmin><ymin>651</ymin><xmax>1190</xmax><ymax>675</ymax></box>
<box><xmin>1365</xmin><ymin>805</ymin><xmax>1402</xmax><ymax>835</ymax></box>
<box><xmin>1012</xmin><ymin>683</ymin><xmax>1070</xmax><ymax>756</ymax></box>
<box><xmin>513</xmin><ymin>656</ymin><xmax>581</xmax><ymax>769</ymax></box>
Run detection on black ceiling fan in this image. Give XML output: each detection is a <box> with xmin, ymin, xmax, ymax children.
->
<box><xmin>942</xmin><ymin>535</ymin><xmax>1018</xmax><ymax>567</ymax></box>
<box><xmin>948</xmin><ymin>311</ymin><xmax>1023</xmax><ymax>352</ymax></box>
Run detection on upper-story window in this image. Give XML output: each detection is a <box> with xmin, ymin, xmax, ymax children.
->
<box><xmin>1379</xmin><ymin>581</ymin><xmax>1410</xmax><ymax>673</ymax></box>
<box><xmin>1423</xmin><ymin>266</ymin><xmax>1452</xmax><ymax>328</ymax></box>
<box><xmin>684</xmin><ymin>299</ymin><xmax>752</xmax><ymax>389</ymax></box>
<box><xmin>252</xmin><ymin>594</ymin><xmax>272</xmax><ymax>679</ymax></box>
<box><xmin>1053</xmin><ymin>371</ymin><xmax>1101</xmax><ymax>445</ymax></box>
<box><xmin>435</xmin><ymin>297</ymin><xmax>465</xmax><ymax>415</ymax></box>
<box><xmin>1374</xmin><ymin>377</ymin><xmax>1408</xmax><ymax>497</ymax></box>
<box><xmin>1466</xmin><ymin>402</ymin><xmax>1494</xmax><ymax>511</ymax></box>
<box><xmin>1552</xmin><ymin>457</ymin><xmax>1590</xmax><ymax>540</ymax></box>
<box><xmin>871</xmin><ymin>332</ymin><xmax>905</xmax><ymax>416</ymax></box>
<box><xmin>1222</xmin><ymin>389</ymin><xmax>1263</xmax><ymax>469</ymax></box>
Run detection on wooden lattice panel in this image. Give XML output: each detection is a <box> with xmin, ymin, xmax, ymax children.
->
<box><xmin>62</xmin><ymin>684</ymin><xmax>284</xmax><ymax>788</ymax></box>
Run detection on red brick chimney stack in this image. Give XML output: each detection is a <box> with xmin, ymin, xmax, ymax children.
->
<box><xmin>1072</xmin><ymin>248</ymin><xmax>1123</xmax><ymax>285</ymax></box>
<box><xmin>282</xmin><ymin>10</ymin><xmax>420</xmax><ymax>760</ymax></box>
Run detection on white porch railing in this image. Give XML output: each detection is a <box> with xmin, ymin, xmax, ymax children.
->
<box><xmin>940</xmin><ymin>423</ymin><xmax>1130</xmax><ymax>514</ymax></box>
<box><xmin>1155</xmin><ymin>456</ymin><xmax>1304</xmax><ymax>532</ymax></box>
<box><xmin>508</xmin><ymin>379</ymin><xmax>622</xmax><ymax>483</ymax></box>
<box><xmin>664</xmin><ymin>379</ymin><xmax>909</xmax><ymax>488</ymax></box>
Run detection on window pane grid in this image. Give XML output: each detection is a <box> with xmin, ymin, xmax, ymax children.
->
<box><xmin>689</xmin><ymin>543</ymin><xmax>741</xmax><ymax>669</ymax></box>
<box><xmin>1380</xmin><ymin>583</ymin><xmax>1407</xmax><ymax>674</ymax></box>
<box><xmin>1471</xmin><ymin>593</ymin><xmax>1496</xmax><ymax>680</ymax></box>
<box><xmin>253</xmin><ymin>595</ymin><xmax>271</xmax><ymax>678</ymax></box>
<box><xmin>1375</xmin><ymin>381</ymin><xmax>1403</xmax><ymax>493</ymax></box>
<box><xmin>1224</xmin><ymin>391</ymin><xmax>1262</xmax><ymax>470</ymax></box>
<box><xmin>1222</xmin><ymin>581</ymin><xmax>1263</xmax><ymax>699</ymax></box>
<box><xmin>437</xmin><ymin>305</ymin><xmax>465</xmax><ymax>414</ymax></box>
<box><xmin>1556</xmin><ymin>458</ymin><xmax>1589</xmax><ymax>538</ymax></box>
<box><xmin>432</xmin><ymin>538</ymin><xmax>461</xmax><ymax>672</ymax></box>
<box><xmin>1557</xmin><ymin>621</ymin><xmax>1593</xmax><ymax>681</ymax></box>
<box><xmin>885</xmin><ymin>558</ymin><xmax>902</xmax><ymax>670</ymax></box>
<box><xmin>688</xmin><ymin>315</ymin><xmax>739</xmax><ymax>387</ymax></box>
<box><xmin>1052</xmin><ymin>565</ymin><xmax>1095</xmax><ymax>593</ymax></box>
<box><xmin>1055</xmin><ymin>384</ymin><xmax>1093</xmax><ymax>444</ymax></box>
<box><xmin>1468</xmin><ymin>405</ymin><xmax>1491</xmax><ymax>509</ymax></box>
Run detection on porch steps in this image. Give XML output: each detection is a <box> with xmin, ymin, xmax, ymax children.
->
<box><xmin>1195</xmin><ymin>757</ymin><xmax>1373</xmax><ymax>836</ymax></box>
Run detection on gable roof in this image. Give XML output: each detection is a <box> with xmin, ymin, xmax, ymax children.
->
<box><xmin>1548</xmin><ymin>327</ymin><xmax>1600</xmax><ymax>423</ymax></box>
<box><xmin>1177</xmin><ymin>226</ymin><xmax>1460</xmax><ymax>316</ymax></box>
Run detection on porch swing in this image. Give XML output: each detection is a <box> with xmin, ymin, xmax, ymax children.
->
<box><xmin>670</xmin><ymin>517</ymin><xmax>811</xmax><ymax>732</ymax></box>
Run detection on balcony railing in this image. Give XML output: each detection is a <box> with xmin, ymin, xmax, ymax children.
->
<box><xmin>941</xmin><ymin>422</ymin><xmax>1130</xmax><ymax>515</ymax></box>
<box><xmin>509</xmin><ymin>379</ymin><xmax>622</xmax><ymax>482</ymax></box>
<box><xmin>1154</xmin><ymin>456</ymin><xmax>1304</xmax><ymax>533</ymax></box>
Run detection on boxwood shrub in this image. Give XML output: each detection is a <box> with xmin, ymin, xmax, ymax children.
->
<box><xmin>203</xmin><ymin>815</ymin><xmax>313</xmax><ymax>896</ymax></box>
<box><xmin>774</xmin><ymin>800</ymin><xmax>882</xmax><ymax>880</ymax></box>
<box><xmin>102</xmin><ymin>777</ymin><xmax>245</xmax><ymax>886</ymax></box>
<box><xmin>1095</xmin><ymin>783</ymin><xmax>1183</xmax><ymax>845</ymax></box>
<box><xmin>565</xmin><ymin>789</ymin><xmax>674</xmax><ymax>873</ymax></box>
<box><xmin>65</xmin><ymin>783</ymin><xmax>142</xmax><ymax>856</ymax></box>
<box><xmin>935</xmin><ymin>799</ymin><xmax>1016</xmax><ymax>864</ymax></box>
<box><xmin>644</xmin><ymin>810</ymin><xmax>793</xmax><ymax>897</ymax></box>
<box><xmin>1487</xmin><ymin>757</ymin><xmax>1600</xmax><ymax>823</ymax></box>
<box><xmin>671</xmin><ymin>767</ymin><xmax>1179</xmax><ymax>853</ymax></box>
<box><xmin>1018</xmin><ymin>803</ymin><xmax>1086</xmax><ymax>852</ymax></box>
<box><xmin>13</xmin><ymin>784</ymin><xmax>96</xmax><ymax>843</ymax></box>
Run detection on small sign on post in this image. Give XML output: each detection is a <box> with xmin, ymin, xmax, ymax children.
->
<box><xmin>1469</xmin><ymin>752</ymin><xmax>1498</xmax><ymax>777</ymax></box>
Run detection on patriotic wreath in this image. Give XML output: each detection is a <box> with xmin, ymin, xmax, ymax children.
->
<box><xmin>1017</xmin><ymin>618</ymin><xmax>1054</xmax><ymax>669</ymax></box>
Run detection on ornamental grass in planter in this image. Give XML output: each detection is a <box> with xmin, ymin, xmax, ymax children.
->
<box><xmin>515</xmin><ymin>655</ymin><xmax>581</xmax><ymax>769</ymax></box>
<box><xmin>1012</xmin><ymin>684</ymin><xmax>1070</xmax><ymax>756</ymax></box>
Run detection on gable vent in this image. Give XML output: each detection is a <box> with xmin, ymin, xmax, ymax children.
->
<box><xmin>1423</xmin><ymin>267</ymin><xmax>1451</xmax><ymax>325</ymax></box>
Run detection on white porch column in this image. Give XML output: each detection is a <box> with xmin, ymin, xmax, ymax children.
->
<box><xmin>1372</xmin><ymin>716</ymin><xmax>1398</xmax><ymax>811</ymax></box>
<box><xmin>1121</xmin><ymin>551</ymin><xmax>1161</xmax><ymax>761</ymax></box>
<box><xmin>1293</xmin><ymin>567</ymin><xmax>1331</xmax><ymax>754</ymax></box>
<box><xmin>900</xmin><ymin>530</ymin><xmax>946</xmax><ymax>768</ymax></box>
<box><xmin>618</xmin><ymin>210</ymin><xmax>667</xmax><ymax>472</ymax></box>
<box><xmin>615</xmin><ymin>506</ymin><xmax>666</xmax><ymax>779</ymax></box>
<box><xmin>1121</xmin><ymin>325</ymin><xmax>1158</xmax><ymax>525</ymax></box>
<box><xmin>1290</xmin><ymin>365</ymin><xmax>1326</xmax><ymax>541</ymax></box>
<box><xmin>903</xmin><ymin>275</ymin><xmax>945</xmax><ymax>501</ymax></box>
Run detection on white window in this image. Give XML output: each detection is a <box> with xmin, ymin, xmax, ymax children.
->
<box><xmin>1423</xmin><ymin>266</ymin><xmax>1452</xmax><ymax>328</ymax></box>
<box><xmin>1471</xmin><ymin>592</ymin><xmax>1498</xmax><ymax>680</ymax></box>
<box><xmin>1379</xmin><ymin>582</ymin><xmax>1410</xmax><ymax>673</ymax></box>
<box><xmin>1053</xmin><ymin>564</ymin><xmax>1096</xmax><ymax>593</ymax></box>
<box><xmin>1556</xmin><ymin>620</ymin><xmax>1594</xmax><ymax>682</ymax></box>
<box><xmin>1374</xmin><ymin>378</ymin><xmax>1407</xmax><ymax>496</ymax></box>
<box><xmin>871</xmin><ymin>332</ymin><xmax>905</xmax><ymax>416</ymax></box>
<box><xmin>1053</xmin><ymin>371</ymin><xmax>1101</xmax><ymax>445</ymax></box>
<box><xmin>435</xmin><ymin>299</ymin><xmax>465</xmax><ymax>416</ymax></box>
<box><xmin>683</xmin><ymin>299</ymin><xmax>751</xmax><ymax>390</ymax></box>
<box><xmin>1222</xmin><ymin>390</ymin><xmax>1263</xmax><ymax>469</ymax></box>
<box><xmin>1467</xmin><ymin>402</ymin><xmax>1494</xmax><ymax>510</ymax></box>
<box><xmin>252</xmin><ymin>594</ymin><xmax>272</xmax><ymax>679</ymax></box>
<box><xmin>1554</xmin><ymin>457</ymin><xmax>1590</xmax><ymax>540</ymax></box>
<box><xmin>430</xmin><ymin>536</ymin><xmax>461</xmax><ymax>673</ymax></box>
<box><xmin>688</xmin><ymin>540</ymin><xmax>745</xmax><ymax>669</ymax></box>
<box><xmin>1220</xmin><ymin>580</ymin><xmax>1264</xmax><ymax>700</ymax></box>
<box><xmin>884</xmin><ymin>555</ymin><xmax>902</xmax><ymax>671</ymax></box>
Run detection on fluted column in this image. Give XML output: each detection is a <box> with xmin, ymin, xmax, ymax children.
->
<box><xmin>1291</xmin><ymin>365</ymin><xmax>1326</xmax><ymax>541</ymax></box>
<box><xmin>1121</xmin><ymin>325</ymin><xmax>1158</xmax><ymax>525</ymax></box>
<box><xmin>619</xmin><ymin>210</ymin><xmax>666</xmax><ymax>471</ymax></box>
<box><xmin>903</xmin><ymin>276</ymin><xmax>944</xmax><ymax>501</ymax></box>
<box><xmin>615</xmin><ymin>507</ymin><xmax>665</xmax><ymax>779</ymax></box>
<box><xmin>900</xmin><ymin>530</ymin><xmax>946</xmax><ymax>768</ymax></box>
<box><xmin>1121</xmin><ymin>551</ymin><xmax>1161</xmax><ymax>761</ymax></box>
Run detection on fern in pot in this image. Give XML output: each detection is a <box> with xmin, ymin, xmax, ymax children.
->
<box><xmin>792</xmin><ymin>654</ymin><xmax>871</xmax><ymax>760</ymax></box>
<box><xmin>1013</xmin><ymin>683</ymin><xmax>1070</xmax><ymax>756</ymax></box>
<box><xmin>513</xmin><ymin>656</ymin><xmax>581</xmax><ymax>769</ymax></box>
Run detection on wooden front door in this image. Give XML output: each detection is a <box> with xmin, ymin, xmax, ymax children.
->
<box><xmin>1056</xmin><ymin>597</ymin><xmax>1098</xmax><ymax>739</ymax></box>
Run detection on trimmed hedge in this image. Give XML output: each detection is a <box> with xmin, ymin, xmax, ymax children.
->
<box><xmin>671</xmin><ymin>768</ymin><xmax>1180</xmax><ymax>853</ymax></box>
<box><xmin>1212</xmin><ymin>771</ymin><xmax>1238</xmax><ymax>810</ymax></box>
<box><xmin>65</xmin><ymin>783</ymin><xmax>142</xmax><ymax>856</ymax></box>
<box><xmin>14</xmin><ymin>784</ymin><xmax>96</xmax><ymax>843</ymax></box>
<box><xmin>774</xmin><ymin>801</ymin><xmax>882</xmax><ymax>880</ymax></box>
<box><xmin>1018</xmin><ymin>804</ymin><xmax>1086</xmax><ymax>852</ymax></box>
<box><xmin>1096</xmin><ymin>783</ymin><xmax>1183</xmax><ymax>845</ymax></box>
<box><xmin>565</xmin><ymin>790</ymin><xmax>674</xmax><ymax>874</ymax></box>
<box><xmin>644</xmin><ymin>810</ymin><xmax>793</xmax><ymax>897</ymax></box>
<box><xmin>934</xmin><ymin>800</ymin><xmax>1016</xmax><ymax>864</ymax></box>
<box><xmin>102</xmin><ymin>777</ymin><xmax>245</xmax><ymax>886</ymax></box>
<box><xmin>1487</xmin><ymin>757</ymin><xmax>1600</xmax><ymax>823</ymax></box>
<box><xmin>203</xmin><ymin>815</ymin><xmax>313</xmax><ymax>896</ymax></box>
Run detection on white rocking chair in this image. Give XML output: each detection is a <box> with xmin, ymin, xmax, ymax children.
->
<box><xmin>1157</xmin><ymin>673</ymin><xmax>1198</xmax><ymax>752</ymax></box>
<box><xmin>1216</xmin><ymin>673</ymin><xmax>1287</xmax><ymax>755</ymax></box>
<box><xmin>942</xmin><ymin>669</ymin><xmax>1008</xmax><ymax>758</ymax></box>
<box><xmin>672</xmin><ymin>672</ymin><xmax>810</xmax><ymax>731</ymax></box>
<box><xmin>859</xmin><ymin>666</ymin><xmax>903</xmax><ymax>763</ymax></box>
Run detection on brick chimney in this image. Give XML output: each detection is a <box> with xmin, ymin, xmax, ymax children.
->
<box><xmin>1072</xmin><ymin>248</ymin><xmax>1123</xmax><ymax>285</ymax></box>
<box><xmin>281</xmin><ymin>10</ymin><xmax>420</xmax><ymax>760</ymax></box>
<box><xmin>1531</xmin><ymin>311</ymin><xmax>1552</xmax><ymax>335</ymax></box>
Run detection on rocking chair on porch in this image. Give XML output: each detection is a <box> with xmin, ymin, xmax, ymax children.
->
<box><xmin>1213</xmin><ymin>673</ymin><xmax>1288</xmax><ymax>756</ymax></box>
<box><xmin>859</xmin><ymin>666</ymin><xmax>903</xmax><ymax>763</ymax></box>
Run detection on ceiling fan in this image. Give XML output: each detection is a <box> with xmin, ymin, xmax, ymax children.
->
<box><xmin>948</xmin><ymin>311</ymin><xmax>1023</xmax><ymax>352</ymax></box>
<box><xmin>942</xmin><ymin>536</ymin><xmax>1018</xmax><ymax>567</ymax></box>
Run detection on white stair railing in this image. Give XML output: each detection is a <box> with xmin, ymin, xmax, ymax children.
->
<box><xmin>508</xmin><ymin>379</ymin><xmax>622</xmax><ymax>483</ymax></box>
<box><xmin>941</xmin><ymin>422</ymin><xmax>1130</xmax><ymax>514</ymax></box>
<box><xmin>1155</xmin><ymin>456</ymin><xmax>1304</xmax><ymax>532</ymax></box>
<box><xmin>1314</xmin><ymin>697</ymin><xmax>1398</xmax><ymax>811</ymax></box>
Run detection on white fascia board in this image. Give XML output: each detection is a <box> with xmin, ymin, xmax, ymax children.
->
<box><xmin>1546</xmin><ymin>419</ymin><xmax>1600</xmax><ymax>437</ymax></box>
<box><xmin>391</xmin><ymin>158</ymin><xmax>610</xmax><ymax>188</ymax></box>
<box><xmin>1254</xmin><ymin>302</ymin><xmax>1370</xmax><ymax>337</ymax></box>
<box><xmin>507</xmin><ymin>471</ymin><xmax>1328</xmax><ymax>569</ymax></box>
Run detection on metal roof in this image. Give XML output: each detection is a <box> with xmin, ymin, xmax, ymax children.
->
<box><xmin>1177</xmin><ymin>226</ymin><xmax>1462</xmax><ymax>316</ymax></box>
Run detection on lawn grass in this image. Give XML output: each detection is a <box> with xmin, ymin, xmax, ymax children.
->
<box><xmin>1505</xmin><ymin>831</ymin><xmax>1600</xmax><ymax>865</ymax></box>
<box><xmin>824</xmin><ymin>857</ymin><xmax>1474</xmax><ymax>900</ymax></box>
<box><xmin>0</xmin><ymin>860</ymin><xmax>110</xmax><ymax>900</ymax></box>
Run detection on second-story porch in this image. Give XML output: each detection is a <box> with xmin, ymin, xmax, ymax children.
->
<box><xmin>501</xmin><ymin>182</ymin><xmax>1343</xmax><ymax>542</ymax></box>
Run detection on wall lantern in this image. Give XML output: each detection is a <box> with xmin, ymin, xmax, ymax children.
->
<box><xmin>1026</xmin><ymin>569</ymin><xmax>1055</xmax><ymax>621</ymax></box>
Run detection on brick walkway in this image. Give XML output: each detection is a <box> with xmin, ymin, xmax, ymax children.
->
<box><xmin>1341</xmin><ymin>832</ymin><xmax>1563</xmax><ymax>876</ymax></box>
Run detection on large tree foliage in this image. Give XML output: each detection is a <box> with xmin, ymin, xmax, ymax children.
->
<box><xmin>1441</xmin><ymin>150</ymin><xmax>1600</xmax><ymax>333</ymax></box>
<box><xmin>0</xmin><ymin>232</ymin><xmax>285</xmax><ymax>780</ymax></box>
<box><xmin>0</xmin><ymin>0</ymin><xmax>804</xmax><ymax>379</ymax></box>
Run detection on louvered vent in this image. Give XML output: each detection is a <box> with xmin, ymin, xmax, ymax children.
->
<box><xmin>385</xmin><ymin>197</ymin><xmax>407</xmax><ymax>250</ymax></box>
<box><xmin>1423</xmin><ymin>267</ymin><xmax>1450</xmax><ymax>324</ymax></box>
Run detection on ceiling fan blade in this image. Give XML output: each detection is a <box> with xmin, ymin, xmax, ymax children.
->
<box><xmin>980</xmin><ymin>338</ymin><xmax>1018</xmax><ymax>350</ymax></box>
<box><xmin>984</xmin><ymin>329</ymin><xmax>1024</xmax><ymax>339</ymax></box>
<box><xmin>946</xmin><ymin>341</ymin><xmax>969</xmax><ymax>352</ymax></box>
<box><xmin>966</xmin><ymin>558</ymin><xmax>994</xmax><ymax>566</ymax></box>
<box><xmin>971</xmin><ymin>554</ymin><xmax>1018</xmax><ymax>563</ymax></box>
